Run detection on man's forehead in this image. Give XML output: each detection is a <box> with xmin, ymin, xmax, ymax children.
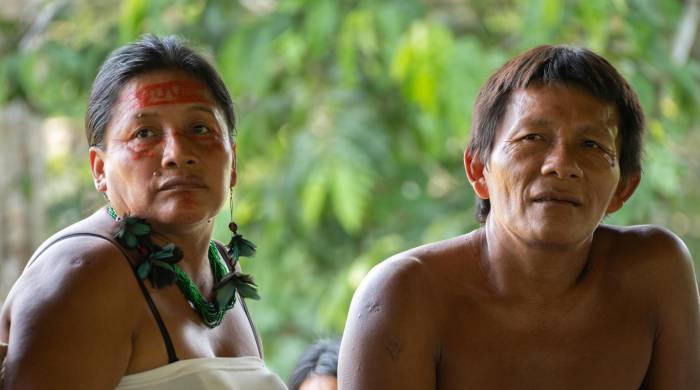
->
<box><xmin>508</xmin><ymin>84</ymin><xmax>619</xmax><ymax>125</ymax></box>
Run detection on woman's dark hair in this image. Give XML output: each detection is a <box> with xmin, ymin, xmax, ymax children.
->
<box><xmin>287</xmin><ymin>339</ymin><xmax>340</xmax><ymax>390</ymax></box>
<box><xmin>467</xmin><ymin>45</ymin><xmax>645</xmax><ymax>223</ymax></box>
<box><xmin>85</xmin><ymin>34</ymin><xmax>235</xmax><ymax>148</ymax></box>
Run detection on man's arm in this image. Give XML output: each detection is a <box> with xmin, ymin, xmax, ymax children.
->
<box><xmin>339</xmin><ymin>256</ymin><xmax>442</xmax><ymax>390</ymax></box>
<box><xmin>641</xmin><ymin>227</ymin><xmax>700</xmax><ymax>389</ymax></box>
<box><xmin>0</xmin><ymin>238</ymin><xmax>138</xmax><ymax>389</ymax></box>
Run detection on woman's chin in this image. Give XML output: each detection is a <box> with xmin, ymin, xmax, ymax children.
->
<box><xmin>149</xmin><ymin>205</ymin><xmax>218</xmax><ymax>228</ymax></box>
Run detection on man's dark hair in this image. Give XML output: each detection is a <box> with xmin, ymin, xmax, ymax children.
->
<box><xmin>467</xmin><ymin>45</ymin><xmax>645</xmax><ymax>223</ymax></box>
<box><xmin>287</xmin><ymin>339</ymin><xmax>340</xmax><ymax>390</ymax></box>
<box><xmin>85</xmin><ymin>34</ymin><xmax>235</xmax><ymax>148</ymax></box>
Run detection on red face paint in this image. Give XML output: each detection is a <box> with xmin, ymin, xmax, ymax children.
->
<box><xmin>128</xmin><ymin>80</ymin><xmax>213</xmax><ymax>108</ymax></box>
<box><xmin>126</xmin><ymin>143</ymin><xmax>160</xmax><ymax>160</ymax></box>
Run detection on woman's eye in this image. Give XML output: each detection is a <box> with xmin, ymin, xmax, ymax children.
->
<box><xmin>135</xmin><ymin>128</ymin><xmax>155</xmax><ymax>138</ymax></box>
<box><xmin>192</xmin><ymin>125</ymin><xmax>212</xmax><ymax>135</ymax></box>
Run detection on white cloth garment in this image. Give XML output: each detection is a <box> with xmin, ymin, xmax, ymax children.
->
<box><xmin>115</xmin><ymin>356</ymin><xmax>288</xmax><ymax>389</ymax></box>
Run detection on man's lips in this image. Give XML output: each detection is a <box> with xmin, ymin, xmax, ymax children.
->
<box><xmin>159</xmin><ymin>176</ymin><xmax>207</xmax><ymax>191</ymax></box>
<box><xmin>531</xmin><ymin>191</ymin><xmax>582</xmax><ymax>207</ymax></box>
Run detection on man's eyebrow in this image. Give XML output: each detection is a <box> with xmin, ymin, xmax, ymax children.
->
<box><xmin>578</xmin><ymin>124</ymin><xmax>617</xmax><ymax>138</ymax></box>
<box><xmin>517</xmin><ymin>117</ymin><xmax>554</xmax><ymax>129</ymax></box>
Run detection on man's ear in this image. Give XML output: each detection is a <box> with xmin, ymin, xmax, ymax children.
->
<box><xmin>464</xmin><ymin>149</ymin><xmax>489</xmax><ymax>200</ymax></box>
<box><xmin>606</xmin><ymin>172</ymin><xmax>640</xmax><ymax>213</ymax></box>
<box><xmin>89</xmin><ymin>147</ymin><xmax>108</xmax><ymax>193</ymax></box>
<box><xmin>230</xmin><ymin>142</ymin><xmax>237</xmax><ymax>188</ymax></box>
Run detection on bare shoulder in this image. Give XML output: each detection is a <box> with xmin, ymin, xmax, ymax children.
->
<box><xmin>599</xmin><ymin>226</ymin><xmax>700</xmax><ymax>389</ymax></box>
<box><xmin>3</xmin><ymin>211</ymin><xmax>139</xmax><ymax>324</ymax></box>
<box><xmin>0</xmin><ymin>213</ymin><xmax>139</xmax><ymax>388</ymax></box>
<box><xmin>598</xmin><ymin>224</ymin><xmax>696</xmax><ymax>284</ymax></box>
<box><xmin>2</xmin><ymin>226</ymin><xmax>141</xmax><ymax>339</ymax></box>
<box><xmin>339</xmin><ymin>234</ymin><xmax>475</xmax><ymax>390</ymax></box>
<box><xmin>353</xmin><ymin>233</ymin><xmax>472</xmax><ymax>318</ymax></box>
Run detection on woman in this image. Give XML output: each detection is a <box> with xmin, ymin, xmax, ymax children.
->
<box><xmin>0</xmin><ymin>35</ymin><xmax>287</xmax><ymax>389</ymax></box>
<box><xmin>288</xmin><ymin>339</ymin><xmax>339</xmax><ymax>390</ymax></box>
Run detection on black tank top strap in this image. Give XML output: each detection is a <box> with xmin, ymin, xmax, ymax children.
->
<box><xmin>214</xmin><ymin>241</ymin><xmax>264</xmax><ymax>358</ymax></box>
<box><xmin>27</xmin><ymin>232</ymin><xmax>179</xmax><ymax>363</ymax></box>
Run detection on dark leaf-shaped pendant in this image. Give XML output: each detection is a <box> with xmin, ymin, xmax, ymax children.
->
<box><xmin>149</xmin><ymin>260</ymin><xmax>178</xmax><ymax>289</ymax></box>
<box><xmin>115</xmin><ymin>216</ymin><xmax>151</xmax><ymax>249</ymax></box>
<box><xmin>149</xmin><ymin>243</ymin><xmax>183</xmax><ymax>264</ymax></box>
<box><xmin>232</xmin><ymin>272</ymin><xmax>260</xmax><ymax>300</ymax></box>
<box><xmin>214</xmin><ymin>276</ymin><xmax>238</xmax><ymax>309</ymax></box>
<box><xmin>226</xmin><ymin>234</ymin><xmax>257</xmax><ymax>261</ymax></box>
<box><xmin>136</xmin><ymin>260</ymin><xmax>152</xmax><ymax>280</ymax></box>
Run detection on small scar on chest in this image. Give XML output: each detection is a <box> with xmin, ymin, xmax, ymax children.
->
<box><xmin>384</xmin><ymin>336</ymin><xmax>403</xmax><ymax>361</ymax></box>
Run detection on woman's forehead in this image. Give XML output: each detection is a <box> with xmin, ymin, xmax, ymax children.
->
<box><xmin>118</xmin><ymin>70</ymin><xmax>216</xmax><ymax>110</ymax></box>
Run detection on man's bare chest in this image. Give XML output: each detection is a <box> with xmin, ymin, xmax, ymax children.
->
<box><xmin>435</xmin><ymin>289</ymin><xmax>654</xmax><ymax>389</ymax></box>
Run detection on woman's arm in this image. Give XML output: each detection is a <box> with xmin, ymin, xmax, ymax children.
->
<box><xmin>1</xmin><ymin>237</ymin><xmax>139</xmax><ymax>389</ymax></box>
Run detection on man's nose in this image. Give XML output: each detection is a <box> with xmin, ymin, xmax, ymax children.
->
<box><xmin>161</xmin><ymin>130</ymin><xmax>197</xmax><ymax>168</ymax></box>
<box><xmin>540</xmin><ymin>140</ymin><xmax>583</xmax><ymax>179</ymax></box>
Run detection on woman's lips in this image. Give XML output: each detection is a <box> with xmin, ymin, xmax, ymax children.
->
<box><xmin>159</xmin><ymin>176</ymin><xmax>207</xmax><ymax>191</ymax></box>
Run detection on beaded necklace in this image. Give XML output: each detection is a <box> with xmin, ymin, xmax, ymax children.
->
<box><xmin>106</xmin><ymin>207</ymin><xmax>258</xmax><ymax>328</ymax></box>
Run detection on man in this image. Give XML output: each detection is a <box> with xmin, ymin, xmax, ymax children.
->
<box><xmin>338</xmin><ymin>45</ymin><xmax>700</xmax><ymax>389</ymax></box>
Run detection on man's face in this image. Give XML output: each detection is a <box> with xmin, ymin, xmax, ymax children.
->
<box><xmin>481</xmin><ymin>83</ymin><xmax>632</xmax><ymax>247</ymax></box>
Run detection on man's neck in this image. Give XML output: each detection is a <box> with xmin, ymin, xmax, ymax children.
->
<box><xmin>479</xmin><ymin>218</ymin><xmax>595</xmax><ymax>302</ymax></box>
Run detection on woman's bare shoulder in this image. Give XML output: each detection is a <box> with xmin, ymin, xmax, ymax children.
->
<box><xmin>0</xmin><ymin>212</ymin><xmax>141</xmax><ymax>388</ymax></box>
<box><xmin>2</xmin><ymin>211</ymin><xmax>141</xmax><ymax>337</ymax></box>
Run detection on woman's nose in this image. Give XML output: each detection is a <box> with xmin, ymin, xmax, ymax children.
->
<box><xmin>161</xmin><ymin>130</ymin><xmax>197</xmax><ymax>168</ymax></box>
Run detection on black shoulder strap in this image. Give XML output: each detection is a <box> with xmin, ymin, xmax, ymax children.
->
<box><xmin>27</xmin><ymin>232</ymin><xmax>179</xmax><ymax>363</ymax></box>
<box><xmin>214</xmin><ymin>241</ymin><xmax>263</xmax><ymax>358</ymax></box>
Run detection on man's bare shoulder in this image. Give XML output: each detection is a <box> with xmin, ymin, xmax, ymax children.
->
<box><xmin>597</xmin><ymin>224</ymin><xmax>695</xmax><ymax>279</ymax></box>
<box><xmin>348</xmin><ymin>231</ymin><xmax>483</xmax><ymax>328</ymax></box>
<box><xmin>339</xmin><ymin>234</ymin><xmax>478</xmax><ymax>389</ymax></box>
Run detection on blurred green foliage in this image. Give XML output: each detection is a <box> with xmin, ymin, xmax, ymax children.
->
<box><xmin>2</xmin><ymin>0</ymin><xmax>699</xmax><ymax>377</ymax></box>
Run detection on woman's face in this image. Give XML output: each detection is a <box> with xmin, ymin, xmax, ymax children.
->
<box><xmin>299</xmin><ymin>375</ymin><xmax>337</xmax><ymax>390</ymax></box>
<box><xmin>90</xmin><ymin>69</ymin><xmax>235</xmax><ymax>230</ymax></box>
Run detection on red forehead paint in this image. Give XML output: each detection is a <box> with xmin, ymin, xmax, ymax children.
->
<box><xmin>129</xmin><ymin>80</ymin><xmax>213</xmax><ymax>108</ymax></box>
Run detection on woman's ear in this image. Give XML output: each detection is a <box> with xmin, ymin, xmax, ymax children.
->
<box><xmin>606</xmin><ymin>172</ymin><xmax>640</xmax><ymax>213</ymax></box>
<box><xmin>89</xmin><ymin>147</ymin><xmax>108</xmax><ymax>193</ymax></box>
<box><xmin>464</xmin><ymin>149</ymin><xmax>489</xmax><ymax>200</ymax></box>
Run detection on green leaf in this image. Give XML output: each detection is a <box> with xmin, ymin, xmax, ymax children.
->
<box><xmin>331</xmin><ymin>163</ymin><xmax>372</xmax><ymax>233</ymax></box>
<box><xmin>235</xmin><ymin>280</ymin><xmax>261</xmax><ymax>300</ymax></box>
<box><xmin>125</xmin><ymin>234</ymin><xmax>137</xmax><ymax>248</ymax></box>
<box><xmin>136</xmin><ymin>261</ymin><xmax>151</xmax><ymax>280</ymax></box>
<box><xmin>300</xmin><ymin>168</ymin><xmax>328</xmax><ymax>229</ymax></box>
<box><xmin>150</xmin><ymin>265</ymin><xmax>178</xmax><ymax>289</ymax></box>
<box><xmin>130</xmin><ymin>222</ymin><xmax>151</xmax><ymax>236</ymax></box>
<box><xmin>215</xmin><ymin>282</ymin><xmax>237</xmax><ymax>309</ymax></box>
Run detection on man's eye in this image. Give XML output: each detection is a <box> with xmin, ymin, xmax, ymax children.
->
<box><xmin>523</xmin><ymin>134</ymin><xmax>543</xmax><ymax>141</ymax></box>
<box><xmin>583</xmin><ymin>140</ymin><xmax>601</xmax><ymax>149</ymax></box>
<box><xmin>192</xmin><ymin>125</ymin><xmax>211</xmax><ymax>135</ymax></box>
<box><xmin>135</xmin><ymin>128</ymin><xmax>155</xmax><ymax>138</ymax></box>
